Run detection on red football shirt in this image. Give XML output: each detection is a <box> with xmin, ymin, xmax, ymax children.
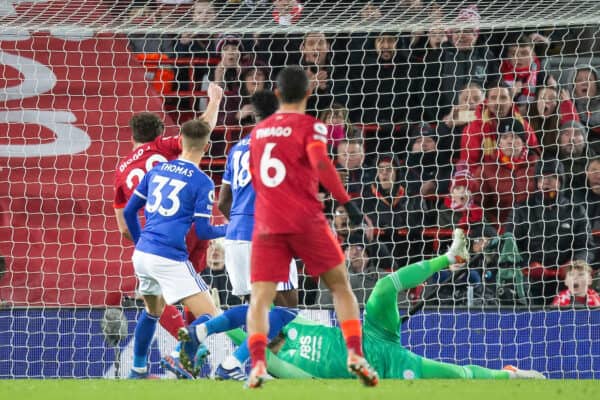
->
<box><xmin>113</xmin><ymin>135</ymin><xmax>181</xmax><ymax>209</ymax></box>
<box><xmin>250</xmin><ymin>112</ymin><xmax>330</xmax><ymax>234</ymax></box>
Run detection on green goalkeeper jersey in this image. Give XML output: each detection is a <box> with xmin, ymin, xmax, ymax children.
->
<box><xmin>276</xmin><ymin>317</ymin><xmax>423</xmax><ymax>379</ymax></box>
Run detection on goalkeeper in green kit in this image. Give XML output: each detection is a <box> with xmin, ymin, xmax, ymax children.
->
<box><xmin>180</xmin><ymin>229</ymin><xmax>545</xmax><ymax>380</ymax></box>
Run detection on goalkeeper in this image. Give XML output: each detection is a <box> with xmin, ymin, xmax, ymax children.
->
<box><xmin>180</xmin><ymin>229</ymin><xmax>545</xmax><ymax>380</ymax></box>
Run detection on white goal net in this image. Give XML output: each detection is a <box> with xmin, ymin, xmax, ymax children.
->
<box><xmin>0</xmin><ymin>0</ymin><xmax>599</xmax><ymax>379</ymax></box>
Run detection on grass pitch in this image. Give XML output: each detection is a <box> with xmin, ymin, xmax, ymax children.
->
<box><xmin>1</xmin><ymin>379</ymin><xmax>594</xmax><ymax>400</ymax></box>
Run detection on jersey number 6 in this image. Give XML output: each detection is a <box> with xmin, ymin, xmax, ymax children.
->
<box><xmin>260</xmin><ymin>143</ymin><xmax>286</xmax><ymax>188</ymax></box>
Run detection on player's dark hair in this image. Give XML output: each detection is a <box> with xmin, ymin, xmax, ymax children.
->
<box><xmin>129</xmin><ymin>112</ymin><xmax>164</xmax><ymax>143</ymax></box>
<box><xmin>251</xmin><ymin>90</ymin><xmax>279</xmax><ymax>121</ymax></box>
<box><xmin>276</xmin><ymin>66</ymin><xmax>309</xmax><ymax>103</ymax></box>
<box><xmin>181</xmin><ymin>119</ymin><xmax>211</xmax><ymax>141</ymax></box>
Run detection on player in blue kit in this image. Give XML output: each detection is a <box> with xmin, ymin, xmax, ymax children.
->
<box><xmin>213</xmin><ymin>90</ymin><xmax>299</xmax><ymax>380</ymax></box>
<box><xmin>124</xmin><ymin>118</ymin><xmax>227</xmax><ymax>379</ymax></box>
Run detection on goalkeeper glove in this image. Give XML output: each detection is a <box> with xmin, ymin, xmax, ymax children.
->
<box><xmin>343</xmin><ymin>200</ymin><xmax>364</xmax><ymax>227</ymax></box>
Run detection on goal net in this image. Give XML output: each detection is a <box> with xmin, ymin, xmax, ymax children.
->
<box><xmin>0</xmin><ymin>0</ymin><xmax>599</xmax><ymax>379</ymax></box>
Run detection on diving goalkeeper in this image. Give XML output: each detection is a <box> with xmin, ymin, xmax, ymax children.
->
<box><xmin>179</xmin><ymin>229</ymin><xmax>545</xmax><ymax>380</ymax></box>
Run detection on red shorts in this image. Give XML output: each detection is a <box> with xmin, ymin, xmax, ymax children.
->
<box><xmin>186</xmin><ymin>226</ymin><xmax>209</xmax><ymax>273</ymax></box>
<box><xmin>251</xmin><ymin>221</ymin><xmax>344</xmax><ymax>283</ymax></box>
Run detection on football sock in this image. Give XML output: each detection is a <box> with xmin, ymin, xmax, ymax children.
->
<box><xmin>158</xmin><ymin>305</ymin><xmax>184</xmax><ymax>339</ymax></box>
<box><xmin>340</xmin><ymin>319</ymin><xmax>363</xmax><ymax>357</ymax></box>
<box><xmin>248</xmin><ymin>333</ymin><xmax>268</xmax><ymax>368</ymax></box>
<box><xmin>233</xmin><ymin>342</ymin><xmax>250</xmax><ymax>366</ymax></box>
<box><xmin>133</xmin><ymin>310</ymin><xmax>159</xmax><ymax>370</ymax></box>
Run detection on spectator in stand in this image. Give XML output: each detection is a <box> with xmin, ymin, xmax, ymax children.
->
<box><xmin>330</xmin><ymin>205</ymin><xmax>394</xmax><ymax>271</ymax></box>
<box><xmin>473</xmin><ymin>118</ymin><xmax>538</xmax><ymax>226</ymax></box>
<box><xmin>208</xmin><ymin>35</ymin><xmax>253</xmax><ymax>126</ymax></box>
<box><xmin>507</xmin><ymin>159</ymin><xmax>593</xmax><ymax>304</ymax></box>
<box><xmin>558</xmin><ymin>120</ymin><xmax>597</xmax><ymax>197</ymax></box>
<box><xmin>438</xmin><ymin>83</ymin><xmax>484</xmax><ymax>166</ymax></box>
<box><xmin>438</xmin><ymin>172</ymin><xmax>484</xmax><ymax>231</ymax></box>
<box><xmin>361</xmin><ymin>154</ymin><xmax>407</xmax><ymax>266</ymax></box>
<box><xmin>201</xmin><ymin>239</ymin><xmax>241</xmax><ymax>307</ymax></box>
<box><xmin>567</xmin><ymin>65</ymin><xmax>600</xmax><ymax>151</ymax></box>
<box><xmin>473</xmin><ymin>118</ymin><xmax>539</xmax><ymax>227</ymax></box>
<box><xmin>236</xmin><ymin>66</ymin><xmax>270</xmax><ymax>125</ymax></box>
<box><xmin>171</xmin><ymin>0</ymin><xmax>218</xmax><ymax>93</ymax></box>
<box><xmin>402</xmin><ymin>124</ymin><xmax>452</xmax><ymax>232</ymax></box>
<box><xmin>500</xmin><ymin>35</ymin><xmax>545</xmax><ymax>109</ymax></box>
<box><xmin>403</xmin><ymin>124</ymin><xmax>452</xmax><ymax>199</ymax></box>
<box><xmin>126</xmin><ymin>1</ymin><xmax>174</xmax><ymax>55</ymax></box>
<box><xmin>349</xmin><ymin>31</ymin><xmax>411</xmax><ymax>153</ymax></box>
<box><xmin>297</xmin><ymin>32</ymin><xmax>348</xmax><ymax>116</ymax></box>
<box><xmin>272</xmin><ymin>0</ymin><xmax>303</xmax><ymax>26</ymax></box>
<box><xmin>439</xmin><ymin>5</ymin><xmax>499</xmax><ymax>113</ymax></box>
<box><xmin>407</xmin><ymin>4</ymin><xmax>449</xmax><ymax>124</ymax></box>
<box><xmin>318</xmin><ymin>239</ymin><xmax>381</xmax><ymax>307</ymax></box>
<box><xmin>552</xmin><ymin>261</ymin><xmax>600</xmax><ymax>307</ymax></box>
<box><xmin>459</xmin><ymin>79</ymin><xmax>539</xmax><ymax>172</ymax></box>
<box><xmin>319</xmin><ymin>103</ymin><xmax>353</xmax><ymax>151</ymax></box>
<box><xmin>578</xmin><ymin>156</ymin><xmax>600</xmax><ymax>268</ymax></box>
<box><xmin>335</xmin><ymin>138</ymin><xmax>374</xmax><ymax>197</ymax></box>
<box><xmin>526</xmin><ymin>83</ymin><xmax>580</xmax><ymax>158</ymax></box>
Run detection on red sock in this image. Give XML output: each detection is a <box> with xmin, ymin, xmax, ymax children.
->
<box><xmin>159</xmin><ymin>305</ymin><xmax>185</xmax><ymax>339</ymax></box>
<box><xmin>340</xmin><ymin>319</ymin><xmax>363</xmax><ymax>357</ymax></box>
<box><xmin>248</xmin><ymin>333</ymin><xmax>268</xmax><ymax>368</ymax></box>
<box><xmin>183</xmin><ymin>306</ymin><xmax>195</xmax><ymax>325</ymax></box>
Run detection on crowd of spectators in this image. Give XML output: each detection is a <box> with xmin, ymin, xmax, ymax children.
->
<box><xmin>126</xmin><ymin>0</ymin><xmax>600</xmax><ymax>307</ymax></box>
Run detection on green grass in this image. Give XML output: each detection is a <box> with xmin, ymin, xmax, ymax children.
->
<box><xmin>1</xmin><ymin>380</ymin><xmax>595</xmax><ymax>400</ymax></box>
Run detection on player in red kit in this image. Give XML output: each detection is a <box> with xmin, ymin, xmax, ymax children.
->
<box><xmin>113</xmin><ymin>83</ymin><xmax>223</xmax><ymax>378</ymax></box>
<box><xmin>245</xmin><ymin>66</ymin><xmax>379</xmax><ymax>388</ymax></box>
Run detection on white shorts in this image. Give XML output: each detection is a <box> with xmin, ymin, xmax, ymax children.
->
<box><xmin>224</xmin><ymin>239</ymin><xmax>298</xmax><ymax>296</ymax></box>
<box><xmin>132</xmin><ymin>249</ymin><xmax>209</xmax><ymax>305</ymax></box>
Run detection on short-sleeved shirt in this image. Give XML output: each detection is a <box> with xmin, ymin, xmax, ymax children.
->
<box><xmin>113</xmin><ymin>136</ymin><xmax>181</xmax><ymax>208</ymax></box>
<box><xmin>222</xmin><ymin>136</ymin><xmax>255</xmax><ymax>241</ymax></box>
<box><xmin>132</xmin><ymin>159</ymin><xmax>215</xmax><ymax>261</ymax></box>
<box><xmin>249</xmin><ymin>112</ymin><xmax>329</xmax><ymax>234</ymax></box>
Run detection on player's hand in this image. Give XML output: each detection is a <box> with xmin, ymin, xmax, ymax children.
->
<box><xmin>343</xmin><ymin>200</ymin><xmax>364</xmax><ymax>227</ymax></box>
<box><xmin>207</xmin><ymin>82</ymin><xmax>224</xmax><ymax>103</ymax></box>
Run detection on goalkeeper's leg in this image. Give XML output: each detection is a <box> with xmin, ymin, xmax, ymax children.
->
<box><xmin>420</xmin><ymin>358</ymin><xmax>510</xmax><ymax>379</ymax></box>
<box><xmin>365</xmin><ymin>229</ymin><xmax>469</xmax><ymax>336</ymax></box>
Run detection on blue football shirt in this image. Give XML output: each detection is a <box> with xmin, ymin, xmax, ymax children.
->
<box><xmin>222</xmin><ymin>136</ymin><xmax>255</xmax><ymax>241</ymax></box>
<box><xmin>133</xmin><ymin>159</ymin><xmax>215</xmax><ymax>261</ymax></box>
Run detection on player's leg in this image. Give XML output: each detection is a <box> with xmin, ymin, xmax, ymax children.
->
<box><xmin>246</xmin><ymin>233</ymin><xmax>292</xmax><ymax>388</ymax></box>
<box><xmin>365</xmin><ymin>228</ymin><xmax>470</xmax><ymax>337</ymax></box>
<box><xmin>296</xmin><ymin>223</ymin><xmax>378</xmax><ymax>387</ymax></box>
<box><xmin>158</xmin><ymin>305</ymin><xmax>185</xmax><ymax>339</ymax></box>
<box><xmin>420</xmin><ymin>357</ymin><xmax>510</xmax><ymax>379</ymax></box>
<box><xmin>129</xmin><ymin>250</ymin><xmax>165</xmax><ymax>379</ymax></box>
<box><xmin>224</xmin><ymin>239</ymin><xmax>253</xmax><ymax>302</ymax></box>
<box><xmin>274</xmin><ymin>259</ymin><xmax>299</xmax><ymax>307</ymax></box>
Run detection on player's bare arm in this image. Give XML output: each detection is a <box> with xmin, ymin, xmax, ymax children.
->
<box><xmin>217</xmin><ymin>182</ymin><xmax>233</xmax><ymax>220</ymax></box>
<box><xmin>199</xmin><ymin>82</ymin><xmax>224</xmax><ymax>131</ymax></box>
<box><xmin>114</xmin><ymin>208</ymin><xmax>133</xmax><ymax>242</ymax></box>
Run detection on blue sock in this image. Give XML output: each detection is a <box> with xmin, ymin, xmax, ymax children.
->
<box><xmin>231</xmin><ymin>307</ymin><xmax>297</xmax><ymax>365</ymax></box>
<box><xmin>204</xmin><ymin>305</ymin><xmax>249</xmax><ymax>335</ymax></box>
<box><xmin>187</xmin><ymin>313</ymin><xmax>212</xmax><ymax>341</ymax></box>
<box><xmin>133</xmin><ymin>310</ymin><xmax>159</xmax><ymax>369</ymax></box>
<box><xmin>233</xmin><ymin>341</ymin><xmax>250</xmax><ymax>365</ymax></box>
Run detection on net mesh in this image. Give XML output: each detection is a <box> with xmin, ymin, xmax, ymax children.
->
<box><xmin>1</xmin><ymin>0</ymin><xmax>600</xmax><ymax>379</ymax></box>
